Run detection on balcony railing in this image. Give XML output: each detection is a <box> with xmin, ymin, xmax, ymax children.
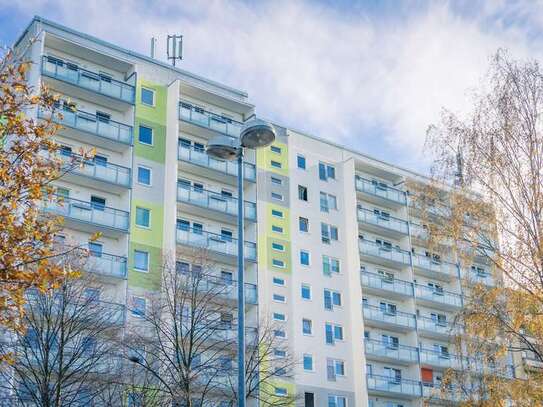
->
<box><xmin>176</xmin><ymin>227</ymin><xmax>256</xmax><ymax>261</ymax></box>
<box><xmin>363</xmin><ymin>304</ymin><xmax>416</xmax><ymax>330</ymax></box>
<box><xmin>409</xmin><ymin>223</ymin><xmax>429</xmax><ymax>240</ymax></box>
<box><xmin>422</xmin><ymin>384</ymin><xmax>466</xmax><ymax>402</ymax></box>
<box><xmin>417</xmin><ymin>316</ymin><xmax>461</xmax><ymax>337</ymax></box>
<box><xmin>357</xmin><ymin>207</ymin><xmax>409</xmax><ymax>234</ymax></box>
<box><xmin>415</xmin><ymin>284</ymin><xmax>463</xmax><ymax>308</ymax></box>
<box><xmin>86</xmin><ymin>252</ymin><xmax>127</xmax><ymax>279</ymax></box>
<box><xmin>360</xmin><ymin>270</ymin><xmax>414</xmax><ymax>297</ymax></box>
<box><xmin>366</xmin><ymin>374</ymin><xmax>422</xmax><ymax>397</ymax></box>
<box><xmin>412</xmin><ymin>254</ymin><xmax>457</xmax><ymax>278</ymax></box>
<box><xmin>41</xmin><ymin>56</ymin><xmax>135</xmax><ymax>103</ymax></box>
<box><xmin>42</xmin><ymin>194</ymin><xmax>129</xmax><ymax>232</ymax></box>
<box><xmin>38</xmin><ymin>108</ymin><xmax>133</xmax><ymax>145</ymax></box>
<box><xmin>181</xmin><ymin>273</ymin><xmax>258</xmax><ymax>304</ymax></box>
<box><xmin>419</xmin><ymin>348</ymin><xmax>466</xmax><ymax>369</ymax></box>
<box><xmin>178</xmin><ymin>144</ymin><xmax>256</xmax><ymax>182</ymax></box>
<box><xmin>177</xmin><ymin>183</ymin><xmax>256</xmax><ymax>221</ymax></box>
<box><xmin>57</xmin><ymin>150</ymin><xmax>131</xmax><ymax>187</ymax></box>
<box><xmin>355</xmin><ymin>176</ymin><xmax>407</xmax><ymax>205</ymax></box>
<box><xmin>179</xmin><ymin>102</ymin><xmax>243</xmax><ymax>138</ymax></box>
<box><xmin>359</xmin><ymin>238</ymin><xmax>411</xmax><ymax>266</ymax></box>
<box><xmin>364</xmin><ymin>339</ymin><xmax>419</xmax><ymax>364</ymax></box>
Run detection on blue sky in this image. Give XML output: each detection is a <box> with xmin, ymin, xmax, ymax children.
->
<box><xmin>1</xmin><ymin>0</ymin><xmax>542</xmax><ymax>173</ymax></box>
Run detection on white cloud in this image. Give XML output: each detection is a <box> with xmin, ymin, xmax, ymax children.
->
<box><xmin>5</xmin><ymin>0</ymin><xmax>543</xmax><ymax>171</ymax></box>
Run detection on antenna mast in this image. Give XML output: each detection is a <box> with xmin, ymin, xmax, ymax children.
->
<box><xmin>167</xmin><ymin>35</ymin><xmax>183</xmax><ymax>67</ymax></box>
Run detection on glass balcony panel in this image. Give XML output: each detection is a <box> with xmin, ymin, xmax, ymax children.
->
<box><xmin>363</xmin><ymin>304</ymin><xmax>416</xmax><ymax>329</ymax></box>
<box><xmin>412</xmin><ymin>254</ymin><xmax>456</xmax><ymax>277</ymax></box>
<box><xmin>360</xmin><ymin>271</ymin><xmax>414</xmax><ymax>297</ymax></box>
<box><xmin>359</xmin><ymin>239</ymin><xmax>411</xmax><ymax>266</ymax></box>
<box><xmin>176</xmin><ymin>228</ymin><xmax>256</xmax><ymax>261</ymax></box>
<box><xmin>177</xmin><ymin>144</ymin><xmax>256</xmax><ymax>181</ymax></box>
<box><xmin>41</xmin><ymin>56</ymin><xmax>135</xmax><ymax>103</ymax></box>
<box><xmin>87</xmin><ymin>252</ymin><xmax>127</xmax><ymax>279</ymax></box>
<box><xmin>364</xmin><ymin>339</ymin><xmax>419</xmax><ymax>363</ymax></box>
<box><xmin>366</xmin><ymin>374</ymin><xmax>422</xmax><ymax>397</ymax></box>
<box><xmin>358</xmin><ymin>208</ymin><xmax>409</xmax><ymax>234</ymax></box>
<box><xmin>415</xmin><ymin>284</ymin><xmax>463</xmax><ymax>307</ymax></box>
<box><xmin>355</xmin><ymin>176</ymin><xmax>407</xmax><ymax>205</ymax></box>
<box><xmin>42</xmin><ymin>195</ymin><xmax>129</xmax><ymax>231</ymax></box>
<box><xmin>179</xmin><ymin>102</ymin><xmax>243</xmax><ymax>138</ymax></box>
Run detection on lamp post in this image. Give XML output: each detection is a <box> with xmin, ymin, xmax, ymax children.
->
<box><xmin>206</xmin><ymin>119</ymin><xmax>276</xmax><ymax>407</ymax></box>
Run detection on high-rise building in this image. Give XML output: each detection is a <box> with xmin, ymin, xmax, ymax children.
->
<box><xmin>9</xmin><ymin>16</ymin><xmax>514</xmax><ymax>407</ymax></box>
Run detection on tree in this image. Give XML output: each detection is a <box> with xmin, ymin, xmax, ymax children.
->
<box><xmin>123</xmin><ymin>250</ymin><xmax>298</xmax><ymax>406</ymax></box>
<box><xmin>418</xmin><ymin>49</ymin><xmax>543</xmax><ymax>405</ymax></box>
<box><xmin>0</xmin><ymin>251</ymin><xmax>124</xmax><ymax>407</ymax></box>
<box><xmin>0</xmin><ymin>44</ymin><xmax>93</xmax><ymax>332</ymax></box>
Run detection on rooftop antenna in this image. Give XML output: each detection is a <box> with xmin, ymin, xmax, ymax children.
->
<box><xmin>150</xmin><ymin>37</ymin><xmax>157</xmax><ymax>59</ymax></box>
<box><xmin>167</xmin><ymin>35</ymin><xmax>183</xmax><ymax>67</ymax></box>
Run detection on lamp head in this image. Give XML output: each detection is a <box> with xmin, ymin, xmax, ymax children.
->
<box><xmin>240</xmin><ymin>118</ymin><xmax>276</xmax><ymax>149</ymax></box>
<box><xmin>206</xmin><ymin>135</ymin><xmax>241</xmax><ymax>161</ymax></box>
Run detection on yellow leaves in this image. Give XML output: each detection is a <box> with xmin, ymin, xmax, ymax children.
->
<box><xmin>89</xmin><ymin>232</ymin><xmax>102</xmax><ymax>242</ymax></box>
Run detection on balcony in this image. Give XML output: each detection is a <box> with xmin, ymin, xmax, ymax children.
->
<box><xmin>363</xmin><ymin>304</ymin><xmax>416</xmax><ymax>332</ymax></box>
<box><xmin>412</xmin><ymin>254</ymin><xmax>457</xmax><ymax>281</ymax></box>
<box><xmin>86</xmin><ymin>251</ymin><xmax>127</xmax><ymax>279</ymax></box>
<box><xmin>178</xmin><ymin>144</ymin><xmax>256</xmax><ymax>183</ymax></box>
<box><xmin>184</xmin><ymin>274</ymin><xmax>258</xmax><ymax>305</ymax></box>
<box><xmin>523</xmin><ymin>351</ymin><xmax>543</xmax><ymax>371</ymax></box>
<box><xmin>422</xmin><ymin>384</ymin><xmax>466</xmax><ymax>404</ymax></box>
<box><xmin>415</xmin><ymin>284</ymin><xmax>463</xmax><ymax>310</ymax></box>
<box><xmin>360</xmin><ymin>270</ymin><xmax>414</xmax><ymax>299</ymax></box>
<box><xmin>41</xmin><ymin>56</ymin><xmax>135</xmax><ymax>106</ymax></box>
<box><xmin>364</xmin><ymin>339</ymin><xmax>419</xmax><ymax>365</ymax></box>
<box><xmin>177</xmin><ymin>183</ymin><xmax>256</xmax><ymax>223</ymax></box>
<box><xmin>366</xmin><ymin>374</ymin><xmax>422</xmax><ymax>399</ymax></box>
<box><xmin>409</xmin><ymin>222</ymin><xmax>429</xmax><ymax>242</ymax></box>
<box><xmin>55</xmin><ymin>151</ymin><xmax>131</xmax><ymax>192</ymax></box>
<box><xmin>176</xmin><ymin>227</ymin><xmax>256</xmax><ymax>263</ymax></box>
<box><xmin>179</xmin><ymin>102</ymin><xmax>243</xmax><ymax>138</ymax></box>
<box><xmin>42</xmin><ymin>195</ymin><xmax>129</xmax><ymax>237</ymax></box>
<box><xmin>420</xmin><ymin>348</ymin><xmax>466</xmax><ymax>370</ymax></box>
<box><xmin>355</xmin><ymin>176</ymin><xmax>407</xmax><ymax>207</ymax></box>
<box><xmin>38</xmin><ymin>108</ymin><xmax>133</xmax><ymax>152</ymax></box>
<box><xmin>211</xmin><ymin>326</ymin><xmax>258</xmax><ymax>344</ymax></box>
<box><xmin>357</xmin><ymin>207</ymin><xmax>409</xmax><ymax>238</ymax></box>
<box><xmin>359</xmin><ymin>238</ymin><xmax>411</xmax><ymax>269</ymax></box>
<box><xmin>417</xmin><ymin>316</ymin><xmax>462</xmax><ymax>340</ymax></box>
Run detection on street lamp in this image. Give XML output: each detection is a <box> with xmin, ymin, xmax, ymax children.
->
<box><xmin>206</xmin><ymin>118</ymin><xmax>276</xmax><ymax>407</ymax></box>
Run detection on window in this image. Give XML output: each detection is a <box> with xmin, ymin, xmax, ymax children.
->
<box><xmin>137</xmin><ymin>166</ymin><xmax>151</xmax><ymax>185</ymax></box>
<box><xmin>471</xmin><ymin>265</ymin><xmax>488</xmax><ymax>277</ymax></box>
<box><xmin>428</xmin><ymin>282</ymin><xmax>444</xmax><ymax>294</ymax></box>
<box><xmin>141</xmin><ymin>87</ymin><xmax>155</xmax><ymax>106</ymax></box>
<box><xmin>327</xmin><ymin>395</ymin><xmax>346</xmax><ymax>407</ymax></box>
<box><xmin>300</xmin><ymin>250</ymin><xmax>310</xmax><ymax>266</ymax></box>
<box><xmin>320</xmin><ymin>192</ymin><xmax>337</xmax><ymax>212</ymax></box>
<box><xmin>275</xmin><ymin>387</ymin><xmax>288</xmax><ymax>397</ymax></box>
<box><xmin>135</xmin><ymin>207</ymin><xmax>150</xmax><ymax>228</ymax></box>
<box><xmin>271</xmin><ymin>176</ymin><xmax>283</xmax><ymax>185</ymax></box>
<box><xmin>298</xmin><ymin>185</ymin><xmax>308</xmax><ymax>201</ymax></box>
<box><xmin>272</xmin><ymin>242</ymin><xmax>285</xmax><ymax>251</ymax></box>
<box><xmin>273</xmin><ymin>312</ymin><xmax>286</xmax><ymax>321</ymax></box>
<box><xmin>302</xmin><ymin>319</ymin><xmax>312</xmax><ymax>335</ymax></box>
<box><xmin>271</xmin><ymin>145</ymin><xmax>282</xmax><ymax>154</ymax></box>
<box><xmin>431</xmin><ymin>313</ymin><xmax>447</xmax><ymax>326</ymax></box>
<box><xmin>273</xmin><ymin>294</ymin><xmax>286</xmax><ymax>303</ymax></box>
<box><xmin>134</xmin><ymin>250</ymin><xmax>149</xmax><ymax>272</ymax></box>
<box><xmin>88</xmin><ymin>242</ymin><xmax>102</xmax><ymax>257</ymax></box>
<box><xmin>274</xmin><ymin>329</ymin><xmax>286</xmax><ymax>338</ymax></box>
<box><xmin>90</xmin><ymin>195</ymin><xmax>106</xmax><ymax>211</ymax></box>
<box><xmin>303</xmin><ymin>354</ymin><xmax>313</xmax><ymax>370</ymax></box>
<box><xmin>274</xmin><ymin>349</ymin><xmax>286</xmax><ymax>358</ymax></box>
<box><xmin>304</xmin><ymin>392</ymin><xmax>315</xmax><ymax>407</ymax></box>
<box><xmin>272</xmin><ymin>259</ymin><xmax>285</xmax><ymax>268</ymax></box>
<box><xmin>272</xmin><ymin>209</ymin><xmax>284</xmax><ymax>218</ymax></box>
<box><xmin>379</xmin><ymin>302</ymin><xmax>397</xmax><ymax>315</ymax></box>
<box><xmin>297</xmin><ymin>154</ymin><xmax>306</xmax><ymax>169</ymax></box>
<box><xmin>271</xmin><ymin>192</ymin><xmax>283</xmax><ymax>201</ymax></box>
<box><xmin>221</xmin><ymin>270</ymin><xmax>233</xmax><ymax>284</ymax></box>
<box><xmin>381</xmin><ymin>335</ymin><xmax>399</xmax><ymax>349</ymax></box>
<box><xmin>271</xmin><ymin>160</ymin><xmax>282</xmax><ymax>169</ymax></box>
<box><xmin>323</xmin><ymin>256</ymin><xmax>340</xmax><ymax>276</ymax></box>
<box><xmin>324</xmin><ymin>289</ymin><xmax>341</xmax><ymax>310</ymax></box>
<box><xmin>138</xmin><ymin>125</ymin><xmax>153</xmax><ymax>145</ymax></box>
<box><xmin>325</xmin><ymin>323</ymin><xmax>343</xmax><ymax>344</ymax></box>
<box><xmin>273</xmin><ymin>277</ymin><xmax>285</xmax><ymax>286</ymax></box>
<box><xmin>301</xmin><ymin>284</ymin><xmax>311</xmax><ymax>300</ymax></box>
<box><xmin>384</xmin><ymin>367</ymin><xmax>402</xmax><ymax>384</ymax></box>
<box><xmin>321</xmin><ymin>223</ymin><xmax>339</xmax><ymax>243</ymax></box>
<box><xmin>272</xmin><ymin>225</ymin><xmax>284</xmax><ymax>234</ymax></box>
<box><xmin>334</xmin><ymin>360</ymin><xmax>345</xmax><ymax>376</ymax></box>
<box><xmin>319</xmin><ymin>162</ymin><xmax>336</xmax><ymax>181</ymax></box>
<box><xmin>83</xmin><ymin>288</ymin><xmax>100</xmax><ymax>301</ymax></box>
<box><xmin>60</xmin><ymin>145</ymin><xmax>72</xmax><ymax>157</ymax></box>
<box><xmin>132</xmin><ymin>297</ymin><xmax>146</xmax><ymax>317</ymax></box>
<box><xmin>299</xmin><ymin>217</ymin><xmax>309</xmax><ymax>232</ymax></box>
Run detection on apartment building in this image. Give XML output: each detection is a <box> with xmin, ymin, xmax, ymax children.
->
<box><xmin>10</xmin><ymin>16</ymin><xmax>512</xmax><ymax>407</ymax></box>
